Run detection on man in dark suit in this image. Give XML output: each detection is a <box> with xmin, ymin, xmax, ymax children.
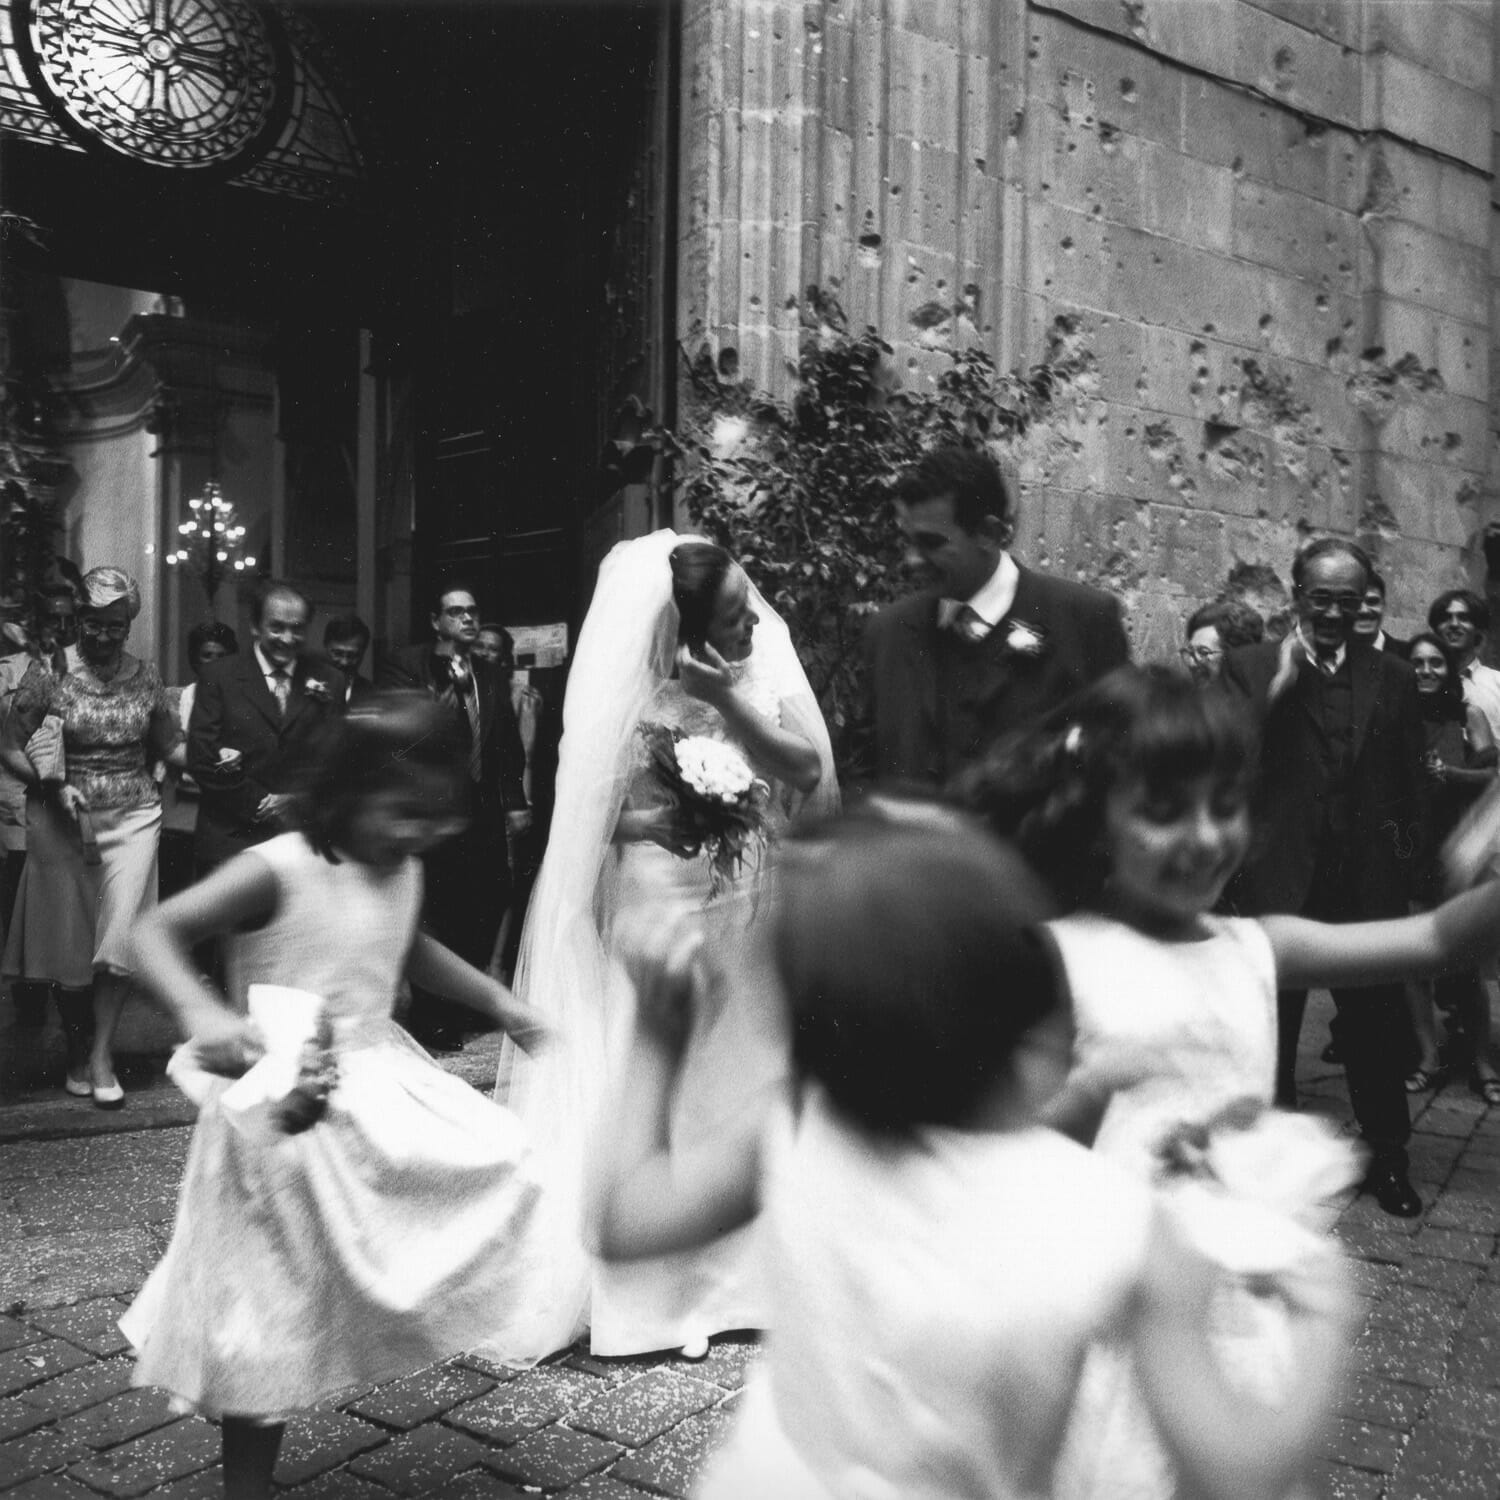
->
<box><xmin>1222</xmin><ymin>537</ymin><xmax>1425</xmax><ymax>1217</ymax></box>
<box><xmin>1354</xmin><ymin>571</ymin><xmax>1406</xmax><ymax>656</ymax></box>
<box><xmin>188</xmin><ymin>579</ymin><xmax>344</xmax><ymax>875</ymax></box>
<box><xmin>858</xmin><ymin>445</ymin><xmax>1129</xmax><ymax>791</ymax></box>
<box><xmin>381</xmin><ymin>582</ymin><xmax>531</xmax><ymax>1048</ymax></box>
<box><xmin>323</xmin><ymin>614</ymin><xmax>375</xmax><ymax>706</ymax></box>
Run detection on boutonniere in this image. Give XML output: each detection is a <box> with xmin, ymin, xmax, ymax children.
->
<box><xmin>301</xmin><ymin>677</ymin><xmax>331</xmax><ymax>702</ymax></box>
<box><xmin>1002</xmin><ymin>619</ymin><xmax>1048</xmax><ymax>659</ymax></box>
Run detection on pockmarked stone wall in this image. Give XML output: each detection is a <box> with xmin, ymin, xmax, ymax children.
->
<box><xmin>677</xmin><ymin>0</ymin><xmax>1496</xmax><ymax>659</ymax></box>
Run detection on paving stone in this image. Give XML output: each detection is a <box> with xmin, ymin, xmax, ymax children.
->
<box><xmin>444</xmin><ymin>1365</ymin><xmax>599</xmax><ymax>1444</ymax></box>
<box><xmin>1397</xmin><ymin>1256</ymin><xmax>1484</xmax><ymax>1300</ymax></box>
<box><xmin>0</xmin><ymin>1320</ymin><xmax>44</xmax><ymax>1356</ymax></box>
<box><xmin>0</xmin><ymin>1229</ymin><xmax>160</xmax><ymax>1312</ymax></box>
<box><xmin>1423</xmin><ymin>1382</ymin><xmax>1500</xmax><ymax>1435</ymax></box>
<box><xmin>687</xmin><ymin>1338</ymin><xmax>759</xmax><ymax>1393</ymax></box>
<box><xmin>561</xmin><ymin>1350</ymin><xmax>665</xmax><ymax>1388</ymax></box>
<box><xmin>1443</xmin><ymin>1333</ymin><xmax>1500</xmax><ymax>1389</ymax></box>
<box><xmin>1305</xmin><ymin>1459</ymin><xmax>1388</xmax><ymax>1500</ymax></box>
<box><xmin>1385</xmin><ymin>1420</ymin><xmax>1500</xmax><ymax>1500</ymax></box>
<box><xmin>9</xmin><ymin>1177</ymin><xmax>179</xmax><ymax>1235</ymax></box>
<box><xmin>132</xmin><ymin>1465</ymin><xmax>223</xmax><ymax>1500</ymax></box>
<box><xmin>347</xmin><ymin>1425</ymin><xmax>491</xmax><ymax>1495</ymax></box>
<box><xmin>16</xmin><ymin>1359</ymin><xmax>137</xmax><ymax>1422</ymax></box>
<box><xmin>483</xmin><ymin>1424</ymin><xmax>623</xmax><ymax>1488</ymax></box>
<box><xmin>26</xmin><ymin>1300</ymin><xmax>131</xmax><ymax>1358</ymax></box>
<box><xmin>0</xmin><ymin>1474</ymin><xmax>101</xmax><ymax>1500</ymax></box>
<box><xmin>1425</xmin><ymin>1191</ymin><xmax>1500</xmax><ymax>1233</ymax></box>
<box><xmin>0</xmin><ymin>1395</ymin><xmax>55</xmax><ymax>1442</ymax></box>
<box><xmin>53</xmin><ymin>1387</ymin><xmax>178</xmax><ymax>1451</ymax></box>
<box><xmin>1322</xmin><ymin>1416</ymin><xmax>1408</xmax><ymax>1473</ymax></box>
<box><xmin>450</xmin><ymin>1352</ymin><xmax>527</xmax><ymax>1385</ymax></box>
<box><xmin>608</xmin><ymin>1405</ymin><xmax>735</xmax><ymax>1499</ymax></box>
<box><xmin>0</xmin><ymin>1426</ymin><xmax>87</xmax><ymax>1487</ymax></box>
<box><xmin>572</xmin><ymin>1370</ymin><xmax>720</xmax><ymax>1447</ymax></box>
<box><xmin>1349</xmin><ymin>1325</ymin><xmax>1446</xmax><ymax>1388</ymax></box>
<box><xmin>280</xmin><ymin>1466</ymin><xmax>390</xmax><ymax>1500</ymax></box>
<box><xmin>65</xmin><ymin>1417</ymin><xmax>220</xmax><ymax>1499</ymax></box>
<box><xmin>0</xmin><ymin>1340</ymin><xmax>93</xmax><ymax>1398</ymax></box>
<box><xmin>422</xmin><ymin>1471</ymin><xmax>528</xmax><ymax>1499</ymax></box>
<box><xmin>1336</xmin><ymin>1226</ymin><xmax>1415</xmax><ymax>1267</ymax></box>
<box><xmin>1410</xmin><ymin>1226</ymin><xmax>1496</xmax><ymax>1264</ymax></box>
<box><xmin>346</xmin><ymin>1364</ymin><xmax>496</xmax><ymax>1431</ymax></box>
<box><xmin>273</xmin><ymin>1410</ymin><xmax>391</xmax><ymax>1486</ymax></box>
<box><xmin>1336</xmin><ymin>1375</ymin><xmax>1429</xmax><ymax>1432</ymax></box>
<box><xmin>566</xmin><ymin>1475</ymin><xmax>658</xmax><ymax>1499</ymax></box>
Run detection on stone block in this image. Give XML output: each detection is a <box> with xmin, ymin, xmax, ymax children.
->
<box><xmin>444</xmin><ymin>1364</ymin><xmax>600</xmax><ymax>1445</ymax></box>
<box><xmin>0</xmin><ymin>1338</ymin><xmax>93</xmax><ymax>1399</ymax></box>
<box><xmin>1233</xmin><ymin>3</ymin><xmax>1362</xmax><ymax>128</ymax></box>
<box><xmin>65</xmin><ymin>1417</ymin><xmax>220</xmax><ymax>1499</ymax></box>
<box><xmin>0</xmin><ymin>1228</ymin><xmax>160</xmax><ymax>1313</ymax></box>
<box><xmin>1386</xmin><ymin>1420</ymin><xmax>1500</xmax><ymax>1500</ymax></box>
<box><xmin>1322</xmin><ymin>1416</ymin><xmax>1409</xmax><ymax>1474</ymax></box>
<box><xmin>346</xmin><ymin>1426</ymin><xmax>492</xmax><ymax>1496</ymax></box>
<box><xmin>1369</xmin><ymin>299</ymin><xmax>1488</xmax><ymax>404</ymax></box>
<box><xmin>15</xmin><ymin>1359</ymin><xmax>136</xmax><ymax>1424</ymax></box>
<box><xmin>1367</xmin><ymin>220</ymin><xmax>1488</xmax><ymax>325</ymax></box>
<box><xmin>1369</xmin><ymin>53</ymin><xmax>1490</xmax><ymax>171</ymax></box>
<box><xmin>1370</xmin><ymin>0</ymin><xmax>1493</xmax><ymax>94</ymax></box>
<box><xmin>1423</xmin><ymin>1382</ymin><xmax>1500</xmax><ymax>1437</ymax></box>
<box><xmin>572</xmin><ymin>1370</ymin><xmax>721</xmax><ymax>1448</ymax></box>
<box><xmin>890</xmin><ymin>30</ymin><xmax>959</xmax><ymax>151</ymax></box>
<box><xmin>53</xmin><ymin>1387</ymin><xmax>176</xmax><ymax>1452</ymax></box>
<box><xmin>1241</xmin><ymin>0</ymin><xmax>1362</xmax><ymax>49</ymax></box>
<box><xmin>484</xmin><ymin>1424</ymin><xmax>624</xmax><ymax>1489</ymax></box>
<box><xmin>270</xmin><ymin>1411</ymin><xmax>388</xmax><ymax>1487</ymax></box>
<box><xmin>1349</xmin><ymin>1323</ymin><xmax>1448</xmax><ymax>1389</ymax></box>
<box><xmin>565</xmin><ymin>1473</ymin><xmax>659</xmax><ymax>1500</ymax></box>
<box><xmin>1230</xmin><ymin>178</ymin><xmax>1359</xmax><ymax>288</ymax></box>
<box><xmin>0</xmin><ymin>1427</ymin><xmax>89</xmax><ymax>1490</ymax></box>
<box><xmin>280</xmin><ymin>1467</ymin><xmax>392</xmax><ymax>1500</ymax></box>
<box><xmin>1038</xmin><ymin>20</ymin><xmax>1183</xmax><ymax>152</ymax></box>
<box><xmin>1143</xmin><ymin>143</ymin><xmax>1235</xmax><ymax>251</ymax></box>
<box><xmin>0</xmin><ymin>1474</ymin><xmax>100</xmax><ymax>1500</ymax></box>
<box><xmin>26</xmin><ymin>1299</ymin><xmax>130</xmax><ymax>1359</ymax></box>
<box><xmin>608</xmin><ymin>1405</ymin><xmax>736</xmax><ymax>1500</ymax></box>
<box><xmin>1305</xmin><ymin>1459</ymin><xmax>1388</xmax><ymax>1500</ymax></box>
<box><xmin>687</xmin><ymin>1336</ymin><xmax>758</xmax><ymax>1392</ymax></box>
<box><xmin>1336</xmin><ymin>1374</ymin><xmax>1430</xmax><ymax>1432</ymax></box>
<box><xmin>421</xmin><ymin>1470</ymin><xmax>528</xmax><ymax>1500</ymax></box>
<box><xmin>0</xmin><ymin>1319</ymin><xmax>44</xmax><ymax>1356</ymax></box>
<box><xmin>1378</xmin><ymin>396</ymin><xmax>1489</xmax><ymax>474</ymax></box>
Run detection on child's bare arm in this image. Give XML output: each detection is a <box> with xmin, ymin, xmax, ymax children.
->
<box><xmin>128</xmin><ymin>854</ymin><xmax>279</xmax><ymax>1074</ymax></box>
<box><xmin>405</xmin><ymin>932</ymin><xmax>549</xmax><ymax>1052</ymax></box>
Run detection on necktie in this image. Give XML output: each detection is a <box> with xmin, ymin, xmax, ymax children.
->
<box><xmin>947</xmin><ymin>604</ymin><xmax>989</xmax><ymax>644</ymax></box>
<box><xmin>271</xmin><ymin>668</ymin><xmax>291</xmax><ymax>716</ymax></box>
<box><xmin>460</xmin><ymin>677</ymin><xmax>483</xmax><ymax>783</ymax></box>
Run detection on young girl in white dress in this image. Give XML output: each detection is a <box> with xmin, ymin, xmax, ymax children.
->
<box><xmin>588</xmin><ymin>812</ymin><xmax>1355</xmax><ymax>1500</ymax></box>
<box><xmin>120</xmin><ymin>693</ymin><xmax>553</xmax><ymax>1500</ymax></box>
<box><xmin>961</xmin><ymin>665</ymin><xmax>1500</xmax><ymax>1500</ymax></box>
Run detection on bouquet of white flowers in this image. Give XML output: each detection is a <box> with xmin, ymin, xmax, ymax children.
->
<box><xmin>638</xmin><ymin>723</ymin><xmax>772</xmax><ymax>896</ymax></box>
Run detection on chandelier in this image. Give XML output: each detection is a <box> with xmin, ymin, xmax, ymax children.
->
<box><xmin>165</xmin><ymin>479</ymin><xmax>256</xmax><ymax>605</ymax></box>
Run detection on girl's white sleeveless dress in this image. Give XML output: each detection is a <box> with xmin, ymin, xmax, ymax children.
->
<box><xmin>693</xmin><ymin>1090</ymin><xmax>1155</xmax><ymax>1499</ymax></box>
<box><xmin>1046</xmin><ymin>912</ymin><xmax>1279</xmax><ymax>1500</ymax></box>
<box><xmin>120</xmin><ymin>833</ymin><xmax>551</xmax><ymax>1419</ymax></box>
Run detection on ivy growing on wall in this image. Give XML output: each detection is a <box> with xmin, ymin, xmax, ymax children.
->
<box><xmin>666</xmin><ymin>287</ymin><xmax>1079</xmax><ymax>775</ymax></box>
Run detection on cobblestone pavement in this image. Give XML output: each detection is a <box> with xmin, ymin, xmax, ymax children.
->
<box><xmin>1</xmin><ymin>989</ymin><xmax>1498</xmax><ymax>1498</ymax></box>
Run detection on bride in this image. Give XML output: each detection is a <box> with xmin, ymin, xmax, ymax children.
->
<box><xmin>491</xmin><ymin>530</ymin><xmax>838</xmax><ymax>1361</ymax></box>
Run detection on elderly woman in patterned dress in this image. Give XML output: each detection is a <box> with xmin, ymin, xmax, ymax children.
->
<box><xmin>1</xmin><ymin>567</ymin><xmax>180</xmax><ymax>1107</ymax></box>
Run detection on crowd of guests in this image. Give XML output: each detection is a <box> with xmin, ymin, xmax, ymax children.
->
<box><xmin>2</xmin><ymin>569</ymin><xmax>543</xmax><ymax>1094</ymax></box>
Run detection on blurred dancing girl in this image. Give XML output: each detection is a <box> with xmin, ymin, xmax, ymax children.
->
<box><xmin>590</xmin><ymin>813</ymin><xmax>1354</xmax><ymax>1500</ymax></box>
<box><xmin>963</xmin><ymin>665</ymin><xmax>1500</xmax><ymax>1499</ymax></box>
<box><xmin>121</xmin><ymin>693</ymin><xmax>551</xmax><ymax>1500</ymax></box>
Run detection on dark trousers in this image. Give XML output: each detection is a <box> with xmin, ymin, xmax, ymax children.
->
<box><xmin>410</xmin><ymin>821</ymin><xmax>510</xmax><ymax>1038</ymax></box>
<box><xmin>1276</xmin><ymin>983</ymin><xmax>1412</xmax><ymax>1160</ymax></box>
<box><xmin>1277</xmin><ymin>838</ymin><xmax>1414</xmax><ymax>1162</ymax></box>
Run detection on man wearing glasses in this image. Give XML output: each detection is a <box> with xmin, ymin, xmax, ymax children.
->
<box><xmin>382</xmin><ymin>583</ymin><xmax>530</xmax><ymax>1050</ymax></box>
<box><xmin>1428</xmin><ymin>589</ymin><xmax>1500</xmax><ymax>743</ymax></box>
<box><xmin>1222</xmin><ymin>537</ymin><xmax>1424</xmax><ymax>1217</ymax></box>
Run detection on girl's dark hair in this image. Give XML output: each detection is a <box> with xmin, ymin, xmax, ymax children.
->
<box><xmin>957</xmin><ymin>664</ymin><xmax>1255</xmax><ymax>910</ymax></box>
<box><xmin>296</xmin><ymin>690</ymin><xmax>466</xmax><ymax>861</ymax></box>
<box><xmin>773</xmin><ymin>810</ymin><xmax>1061</xmax><ymax>1137</ymax></box>
<box><xmin>1405</xmin><ymin>631</ymin><xmax>1467</xmax><ymax>724</ymax></box>
<box><xmin>670</xmin><ymin>541</ymin><xmax>733</xmax><ymax>651</ymax></box>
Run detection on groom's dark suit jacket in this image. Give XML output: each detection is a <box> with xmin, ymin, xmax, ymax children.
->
<box><xmin>187</xmin><ymin>650</ymin><xmax>345</xmax><ymax>871</ymax></box>
<box><xmin>858</xmin><ymin>562</ymin><xmax>1129</xmax><ymax>791</ymax></box>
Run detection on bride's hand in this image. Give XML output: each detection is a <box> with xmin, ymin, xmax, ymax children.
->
<box><xmin>641</xmin><ymin>803</ymin><xmax>701</xmax><ymax>859</ymax></box>
<box><xmin>619</xmin><ymin>913</ymin><xmax>703</xmax><ymax>1059</ymax></box>
<box><xmin>677</xmin><ymin>644</ymin><xmax>734</xmax><ymax>709</ymax></box>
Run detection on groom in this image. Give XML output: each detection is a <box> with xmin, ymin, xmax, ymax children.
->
<box><xmin>856</xmin><ymin>445</ymin><xmax>1129</xmax><ymax>791</ymax></box>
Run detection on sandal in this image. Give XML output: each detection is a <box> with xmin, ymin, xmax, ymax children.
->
<box><xmin>1471</xmin><ymin>1075</ymin><xmax>1500</xmax><ymax>1106</ymax></box>
<box><xmin>1404</xmin><ymin>1067</ymin><xmax>1440</xmax><ymax>1094</ymax></box>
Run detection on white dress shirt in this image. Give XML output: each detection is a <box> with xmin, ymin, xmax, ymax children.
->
<box><xmin>1461</xmin><ymin>659</ymin><xmax>1500</xmax><ymax>744</ymax></box>
<box><xmin>936</xmin><ymin>553</ymin><xmax>1018</xmax><ymax>637</ymax></box>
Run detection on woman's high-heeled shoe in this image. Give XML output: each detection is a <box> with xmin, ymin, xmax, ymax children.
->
<box><xmin>1470</xmin><ymin>1074</ymin><xmax>1500</xmax><ymax>1107</ymax></box>
<box><xmin>91</xmin><ymin>1078</ymin><xmax>125</xmax><ymax>1110</ymax></box>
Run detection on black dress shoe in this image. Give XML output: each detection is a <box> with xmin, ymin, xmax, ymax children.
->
<box><xmin>1364</xmin><ymin>1162</ymin><xmax>1422</xmax><ymax>1218</ymax></box>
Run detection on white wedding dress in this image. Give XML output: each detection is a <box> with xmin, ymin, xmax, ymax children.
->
<box><xmin>485</xmin><ymin>531</ymin><xmax>838</xmax><ymax>1363</ymax></box>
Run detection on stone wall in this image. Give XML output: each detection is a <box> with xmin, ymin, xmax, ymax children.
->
<box><xmin>677</xmin><ymin>0</ymin><xmax>1496</xmax><ymax>657</ymax></box>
